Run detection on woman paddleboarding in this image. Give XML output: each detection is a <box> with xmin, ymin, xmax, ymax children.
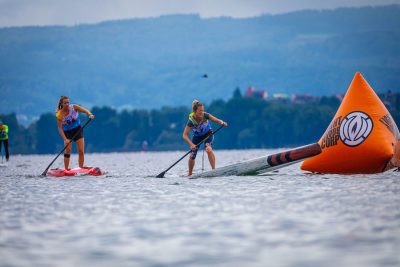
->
<box><xmin>183</xmin><ymin>100</ymin><xmax>228</xmax><ymax>176</ymax></box>
<box><xmin>0</xmin><ymin>120</ymin><xmax>9</xmax><ymax>162</ymax></box>
<box><xmin>56</xmin><ymin>96</ymin><xmax>94</xmax><ymax>170</ymax></box>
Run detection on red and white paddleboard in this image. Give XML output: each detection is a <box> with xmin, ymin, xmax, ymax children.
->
<box><xmin>46</xmin><ymin>166</ymin><xmax>105</xmax><ymax>177</ymax></box>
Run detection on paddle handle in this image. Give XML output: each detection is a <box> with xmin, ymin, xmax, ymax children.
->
<box><xmin>41</xmin><ymin>119</ymin><xmax>92</xmax><ymax>176</ymax></box>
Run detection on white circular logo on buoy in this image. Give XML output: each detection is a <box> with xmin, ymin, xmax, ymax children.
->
<box><xmin>339</xmin><ymin>111</ymin><xmax>373</xmax><ymax>147</ymax></box>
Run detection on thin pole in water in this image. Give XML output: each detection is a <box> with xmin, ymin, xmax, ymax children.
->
<box><xmin>202</xmin><ymin>146</ymin><xmax>205</xmax><ymax>172</ymax></box>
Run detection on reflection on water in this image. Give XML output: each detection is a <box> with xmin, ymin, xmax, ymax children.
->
<box><xmin>0</xmin><ymin>150</ymin><xmax>399</xmax><ymax>267</ymax></box>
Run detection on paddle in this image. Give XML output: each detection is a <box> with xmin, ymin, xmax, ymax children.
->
<box><xmin>156</xmin><ymin>124</ymin><xmax>225</xmax><ymax>178</ymax></box>
<box><xmin>41</xmin><ymin>119</ymin><xmax>92</xmax><ymax>176</ymax></box>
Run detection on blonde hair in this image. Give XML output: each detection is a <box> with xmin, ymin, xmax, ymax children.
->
<box><xmin>192</xmin><ymin>99</ymin><xmax>203</xmax><ymax>112</ymax></box>
<box><xmin>56</xmin><ymin>96</ymin><xmax>69</xmax><ymax>112</ymax></box>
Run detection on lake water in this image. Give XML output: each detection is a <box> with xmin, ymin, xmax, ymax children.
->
<box><xmin>0</xmin><ymin>150</ymin><xmax>399</xmax><ymax>267</ymax></box>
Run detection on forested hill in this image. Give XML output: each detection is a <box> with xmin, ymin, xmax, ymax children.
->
<box><xmin>1</xmin><ymin>5</ymin><xmax>400</xmax><ymax>121</ymax></box>
<box><xmin>1</xmin><ymin>91</ymin><xmax>399</xmax><ymax>154</ymax></box>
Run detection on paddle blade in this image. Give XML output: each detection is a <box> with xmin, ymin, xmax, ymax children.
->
<box><xmin>156</xmin><ymin>171</ymin><xmax>166</xmax><ymax>178</ymax></box>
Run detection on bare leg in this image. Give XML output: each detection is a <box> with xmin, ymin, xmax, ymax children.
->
<box><xmin>76</xmin><ymin>138</ymin><xmax>85</xmax><ymax>168</ymax></box>
<box><xmin>188</xmin><ymin>158</ymin><xmax>195</xmax><ymax>176</ymax></box>
<box><xmin>64</xmin><ymin>143</ymin><xmax>72</xmax><ymax>170</ymax></box>
<box><xmin>384</xmin><ymin>141</ymin><xmax>400</xmax><ymax>171</ymax></box>
<box><xmin>206</xmin><ymin>145</ymin><xmax>215</xmax><ymax>169</ymax></box>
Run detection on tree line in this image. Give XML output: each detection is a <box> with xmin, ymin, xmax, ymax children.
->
<box><xmin>1</xmin><ymin>92</ymin><xmax>399</xmax><ymax>154</ymax></box>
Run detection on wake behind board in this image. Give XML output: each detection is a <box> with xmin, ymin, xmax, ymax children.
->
<box><xmin>190</xmin><ymin>143</ymin><xmax>322</xmax><ymax>178</ymax></box>
<box><xmin>46</xmin><ymin>166</ymin><xmax>105</xmax><ymax>177</ymax></box>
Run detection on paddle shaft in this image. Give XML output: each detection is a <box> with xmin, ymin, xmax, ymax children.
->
<box><xmin>41</xmin><ymin>119</ymin><xmax>91</xmax><ymax>176</ymax></box>
<box><xmin>156</xmin><ymin>124</ymin><xmax>225</xmax><ymax>178</ymax></box>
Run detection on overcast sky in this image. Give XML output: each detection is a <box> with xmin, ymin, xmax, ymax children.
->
<box><xmin>1</xmin><ymin>0</ymin><xmax>399</xmax><ymax>27</ymax></box>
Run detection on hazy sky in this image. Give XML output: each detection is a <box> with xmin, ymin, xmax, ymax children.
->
<box><xmin>1</xmin><ymin>0</ymin><xmax>400</xmax><ymax>27</ymax></box>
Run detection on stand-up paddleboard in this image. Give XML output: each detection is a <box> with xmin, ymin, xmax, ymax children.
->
<box><xmin>46</xmin><ymin>166</ymin><xmax>105</xmax><ymax>177</ymax></box>
<box><xmin>190</xmin><ymin>143</ymin><xmax>321</xmax><ymax>178</ymax></box>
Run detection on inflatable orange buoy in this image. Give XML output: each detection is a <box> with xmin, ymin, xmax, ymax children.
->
<box><xmin>301</xmin><ymin>72</ymin><xmax>400</xmax><ymax>174</ymax></box>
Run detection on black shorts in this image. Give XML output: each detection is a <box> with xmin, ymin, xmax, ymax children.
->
<box><xmin>64</xmin><ymin>125</ymin><xmax>84</xmax><ymax>141</ymax></box>
<box><xmin>189</xmin><ymin>130</ymin><xmax>214</xmax><ymax>160</ymax></box>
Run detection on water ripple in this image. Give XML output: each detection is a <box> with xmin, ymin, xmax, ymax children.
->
<box><xmin>0</xmin><ymin>150</ymin><xmax>399</xmax><ymax>267</ymax></box>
